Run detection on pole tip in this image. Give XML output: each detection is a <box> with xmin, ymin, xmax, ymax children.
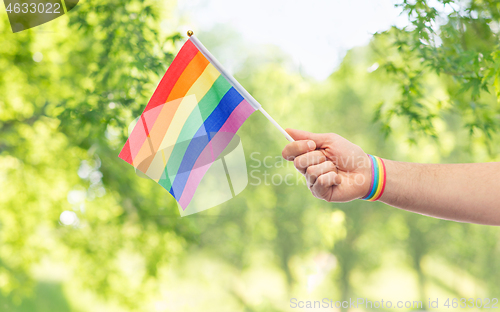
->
<box><xmin>187</xmin><ymin>30</ymin><xmax>194</xmax><ymax>37</ymax></box>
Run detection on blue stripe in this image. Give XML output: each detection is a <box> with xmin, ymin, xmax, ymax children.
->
<box><xmin>169</xmin><ymin>87</ymin><xmax>244</xmax><ymax>199</ymax></box>
<box><xmin>365</xmin><ymin>155</ymin><xmax>379</xmax><ymax>199</ymax></box>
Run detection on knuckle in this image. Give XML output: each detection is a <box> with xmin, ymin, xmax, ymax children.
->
<box><xmin>293</xmin><ymin>156</ymin><xmax>301</xmax><ymax>168</ymax></box>
<box><xmin>328</xmin><ymin>161</ymin><xmax>336</xmax><ymax>170</ymax></box>
<box><xmin>294</xmin><ymin>141</ymin><xmax>304</xmax><ymax>151</ymax></box>
<box><xmin>317</xmin><ymin>174</ymin><xmax>330</xmax><ymax>185</ymax></box>
<box><xmin>306</xmin><ymin>166</ymin><xmax>315</xmax><ymax>177</ymax></box>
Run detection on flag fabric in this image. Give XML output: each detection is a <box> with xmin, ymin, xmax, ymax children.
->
<box><xmin>118</xmin><ymin>38</ymin><xmax>257</xmax><ymax>209</ymax></box>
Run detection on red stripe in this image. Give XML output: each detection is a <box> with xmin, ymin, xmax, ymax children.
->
<box><xmin>140</xmin><ymin>114</ymin><xmax>150</xmax><ymax>137</ymax></box>
<box><xmin>374</xmin><ymin>158</ymin><xmax>387</xmax><ymax>201</ymax></box>
<box><xmin>143</xmin><ymin>40</ymin><xmax>199</xmax><ymax>113</ymax></box>
<box><xmin>118</xmin><ymin>140</ymin><xmax>133</xmax><ymax>164</ymax></box>
<box><xmin>119</xmin><ymin>39</ymin><xmax>199</xmax><ymax>163</ymax></box>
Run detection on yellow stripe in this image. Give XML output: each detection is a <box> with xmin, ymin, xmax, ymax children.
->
<box><xmin>144</xmin><ymin>152</ymin><xmax>167</xmax><ymax>182</ymax></box>
<box><xmin>370</xmin><ymin>156</ymin><xmax>384</xmax><ymax>201</ymax></box>
<box><xmin>161</xmin><ymin>150</ymin><xmax>166</xmax><ymax>165</ymax></box>
<box><xmin>142</xmin><ymin>150</ymin><xmax>167</xmax><ymax>182</ymax></box>
<box><xmin>144</xmin><ymin>64</ymin><xmax>220</xmax><ymax>179</ymax></box>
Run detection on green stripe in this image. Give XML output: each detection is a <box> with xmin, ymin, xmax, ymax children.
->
<box><xmin>366</xmin><ymin>155</ymin><xmax>380</xmax><ymax>200</ymax></box>
<box><xmin>158</xmin><ymin>75</ymin><xmax>232</xmax><ymax>191</ymax></box>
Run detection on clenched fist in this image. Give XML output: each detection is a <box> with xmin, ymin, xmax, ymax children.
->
<box><xmin>282</xmin><ymin>129</ymin><xmax>372</xmax><ymax>202</ymax></box>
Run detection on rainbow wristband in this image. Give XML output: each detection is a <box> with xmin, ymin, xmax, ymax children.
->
<box><xmin>361</xmin><ymin>155</ymin><xmax>387</xmax><ymax>201</ymax></box>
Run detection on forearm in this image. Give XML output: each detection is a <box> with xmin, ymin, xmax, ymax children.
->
<box><xmin>379</xmin><ymin>160</ymin><xmax>500</xmax><ymax>225</ymax></box>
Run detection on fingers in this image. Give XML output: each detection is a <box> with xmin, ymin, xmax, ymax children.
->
<box><xmin>305</xmin><ymin>161</ymin><xmax>338</xmax><ymax>185</ymax></box>
<box><xmin>311</xmin><ymin>171</ymin><xmax>342</xmax><ymax>200</ymax></box>
<box><xmin>286</xmin><ymin>128</ymin><xmax>330</xmax><ymax>148</ymax></box>
<box><xmin>293</xmin><ymin>151</ymin><xmax>327</xmax><ymax>174</ymax></box>
<box><xmin>282</xmin><ymin>139</ymin><xmax>316</xmax><ymax>160</ymax></box>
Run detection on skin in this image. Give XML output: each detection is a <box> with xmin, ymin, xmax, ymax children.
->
<box><xmin>281</xmin><ymin>128</ymin><xmax>500</xmax><ymax>226</ymax></box>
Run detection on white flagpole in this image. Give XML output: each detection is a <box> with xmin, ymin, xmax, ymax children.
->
<box><xmin>187</xmin><ymin>31</ymin><xmax>294</xmax><ymax>142</ymax></box>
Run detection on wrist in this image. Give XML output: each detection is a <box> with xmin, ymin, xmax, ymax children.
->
<box><xmin>378</xmin><ymin>159</ymin><xmax>407</xmax><ymax>205</ymax></box>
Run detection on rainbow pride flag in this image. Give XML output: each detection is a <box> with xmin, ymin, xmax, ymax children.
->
<box><xmin>118</xmin><ymin>37</ymin><xmax>258</xmax><ymax>210</ymax></box>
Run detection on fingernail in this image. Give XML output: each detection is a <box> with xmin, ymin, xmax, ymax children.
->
<box><xmin>307</xmin><ymin>141</ymin><xmax>315</xmax><ymax>150</ymax></box>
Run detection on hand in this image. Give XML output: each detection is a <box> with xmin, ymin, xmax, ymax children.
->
<box><xmin>282</xmin><ymin>129</ymin><xmax>372</xmax><ymax>202</ymax></box>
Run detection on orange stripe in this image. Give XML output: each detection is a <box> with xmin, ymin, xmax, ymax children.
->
<box><xmin>134</xmin><ymin>97</ymin><xmax>184</xmax><ymax>171</ymax></box>
<box><xmin>166</xmin><ymin>52</ymin><xmax>209</xmax><ymax>102</ymax></box>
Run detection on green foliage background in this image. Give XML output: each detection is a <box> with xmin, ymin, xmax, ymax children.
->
<box><xmin>0</xmin><ymin>0</ymin><xmax>500</xmax><ymax>311</ymax></box>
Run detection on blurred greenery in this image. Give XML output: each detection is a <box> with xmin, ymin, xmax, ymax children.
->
<box><xmin>0</xmin><ymin>0</ymin><xmax>500</xmax><ymax>311</ymax></box>
<box><xmin>373</xmin><ymin>0</ymin><xmax>500</xmax><ymax>149</ymax></box>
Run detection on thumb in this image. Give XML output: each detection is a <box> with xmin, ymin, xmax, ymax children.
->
<box><xmin>286</xmin><ymin>128</ymin><xmax>329</xmax><ymax>148</ymax></box>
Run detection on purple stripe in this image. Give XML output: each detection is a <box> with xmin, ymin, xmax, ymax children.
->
<box><xmin>361</xmin><ymin>155</ymin><xmax>375</xmax><ymax>200</ymax></box>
